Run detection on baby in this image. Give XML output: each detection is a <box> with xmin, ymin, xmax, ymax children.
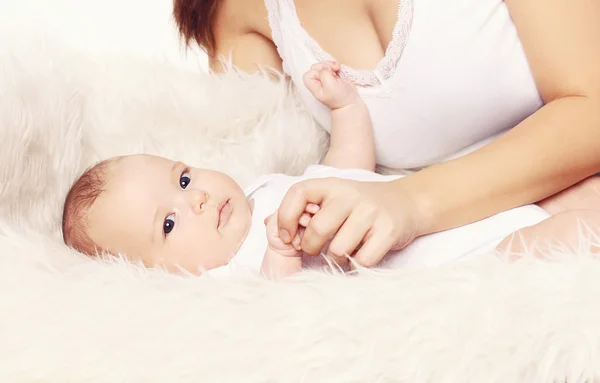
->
<box><xmin>62</xmin><ymin>62</ymin><xmax>382</xmax><ymax>277</ymax></box>
<box><xmin>62</xmin><ymin>62</ymin><xmax>551</xmax><ymax>278</ymax></box>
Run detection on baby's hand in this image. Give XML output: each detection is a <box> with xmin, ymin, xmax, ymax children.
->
<box><xmin>264</xmin><ymin>211</ymin><xmax>302</xmax><ymax>257</ymax></box>
<box><xmin>264</xmin><ymin>203</ymin><xmax>320</xmax><ymax>255</ymax></box>
<box><xmin>261</xmin><ymin>204</ymin><xmax>320</xmax><ymax>279</ymax></box>
<box><xmin>303</xmin><ymin>61</ymin><xmax>359</xmax><ymax>110</ymax></box>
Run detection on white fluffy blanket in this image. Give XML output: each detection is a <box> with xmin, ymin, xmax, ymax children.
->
<box><xmin>2</xmin><ymin>34</ymin><xmax>600</xmax><ymax>383</ymax></box>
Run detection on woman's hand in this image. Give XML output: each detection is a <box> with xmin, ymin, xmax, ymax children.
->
<box><xmin>276</xmin><ymin>178</ymin><xmax>423</xmax><ymax>267</ymax></box>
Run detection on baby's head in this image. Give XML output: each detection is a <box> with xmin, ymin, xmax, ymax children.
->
<box><xmin>62</xmin><ymin>154</ymin><xmax>252</xmax><ymax>273</ymax></box>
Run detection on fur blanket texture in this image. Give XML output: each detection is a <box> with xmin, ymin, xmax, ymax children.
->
<box><xmin>3</xmin><ymin>19</ymin><xmax>600</xmax><ymax>383</ymax></box>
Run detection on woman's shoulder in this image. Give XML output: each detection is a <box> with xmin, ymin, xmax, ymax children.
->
<box><xmin>214</xmin><ymin>0</ymin><xmax>270</xmax><ymax>37</ymax></box>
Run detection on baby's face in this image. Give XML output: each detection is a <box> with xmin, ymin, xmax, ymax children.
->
<box><xmin>87</xmin><ymin>154</ymin><xmax>252</xmax><ymax>273</ymax></box>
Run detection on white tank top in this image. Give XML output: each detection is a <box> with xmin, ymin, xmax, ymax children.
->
<box><xmin>264</xmin><ymin>0</ymin><xmax>544</xmax><ymax>170</ymax></box>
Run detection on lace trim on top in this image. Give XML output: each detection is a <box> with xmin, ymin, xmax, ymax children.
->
<box><xmin>265</xmin><ymin>0</ymin><xmax>414</xmax><ymax>88</ymax></box>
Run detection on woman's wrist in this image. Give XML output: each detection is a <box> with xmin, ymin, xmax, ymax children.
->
<box><xmin>390</xmin><ymin>174</ymin><xmax>438</xmax><ymax>238</ymax></box>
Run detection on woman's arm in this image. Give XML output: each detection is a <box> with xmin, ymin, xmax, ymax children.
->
<box><xmin>209</xmin><ymin>0</ymin><xmax>283</xmax><ymax>73</ymax></box>
<box><xmin>402</xmin><ymin>0</ymin><xmax>600</xmax><ymax>236</ymax></box>
<box><xmin>274</xmin><ymin>0</ymin><xmax>599</xmax><ymax>265</ymax></box>
<box><xmin>209</xmin><ymin>32</ymin><xmax>283</xmax><ymax>73</ymax></box>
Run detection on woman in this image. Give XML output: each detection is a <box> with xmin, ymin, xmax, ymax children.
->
<box><xmin>174</xmin><ymin>0</ymin><xmax>600</xmax><ymax>266</ymax></box>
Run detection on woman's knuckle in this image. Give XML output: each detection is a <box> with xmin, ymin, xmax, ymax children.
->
<box><xmin>381</xmin><ymin>220</ymin><xmax>394</xmax><ymax>236</ymax></box>
<box><xmin>288</xmin><ymin>183</ymin><xmax>306</xmax><ymax>199</ymax></box>
<box><xmin>309</xmin><ymin>220</ymin><xmax>328</xmax><ymax>237</ymax></box>
<box><xmin>347</xmin><ymin>186</ymin><xmax>361</xmax><ymax>199</ymax></box>
<box><xmin>386</xmin><ymin>225</ymin><xmax>401</xmax><ymax>244</ymax></box>
<box><xmin>366</xmin><ymin>202</ymin><xmax>379</xmax><ymax>216</ymax></box>
<box><xmin>356</xmin><ymin>202</ymin><xmax>377</xmax><ymax>221</ymax></box>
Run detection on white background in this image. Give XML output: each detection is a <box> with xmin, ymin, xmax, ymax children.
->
<box><xmin>0</xmin><ymin>0</ymin><xmax>209</xmax><ymax>72</ymax></box>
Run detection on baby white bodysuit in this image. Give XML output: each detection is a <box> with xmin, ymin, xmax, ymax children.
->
<box><xmin>207</xmin><ymin>165</ymin><xmax>550</xmax><ymax>277</ymax></box>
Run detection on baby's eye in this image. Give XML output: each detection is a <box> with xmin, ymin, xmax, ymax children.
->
<box><xmin>163</xmin><ymin>213</ymin><xmax>175</xmax><ymax>236</ymax></box>
<box><xmin>179</xmin><ymin>168</ymin><xmax>191</xmax><ymax>189</ymax></box>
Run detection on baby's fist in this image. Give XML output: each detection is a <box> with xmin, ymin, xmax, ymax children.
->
<box><xmin>303</xmin><ymin>61</ymin><xmax>359</xmax><ymax>110</ymax></box>
<box><xmin>264</xmin><ymin>211</ymin><xmax>302</xmax><ymax>257</ymax></box>
<box><xmin>264</xmin><ymin>204</ymin><xmax>320</xmax><ymax>255</ymax></box>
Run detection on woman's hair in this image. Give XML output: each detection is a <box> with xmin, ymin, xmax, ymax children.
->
<box><xmin>173</xmin><ymin>0</ymin><xmax>220</xmax><ymax>54</ymax></box>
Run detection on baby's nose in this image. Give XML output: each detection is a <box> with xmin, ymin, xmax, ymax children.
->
<box><xmin>190</xmin><ymin>190</ymin><xmax>208</xmax><ymax>214</ymax></box>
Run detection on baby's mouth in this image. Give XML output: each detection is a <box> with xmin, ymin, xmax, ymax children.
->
<box><xmin>217</xmin><ymin>199</ymin><xmax>232</xmax><ymax>230</ymax></box>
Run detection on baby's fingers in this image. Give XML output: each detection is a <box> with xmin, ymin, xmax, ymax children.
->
<box><xmin>305</xmin><ymin>203</ymin><xmax>320</xmax><ymax>215</ymax></box>
<box><xmin>292</xmin><ymin>227</ymin><xmax>306</xmax><ymax>251</ymax></box>
<box><xmin>299</xmin><ymin>204</ymin><xmax>320</xmax><ymax>228</ymax></box>
<box><xmin>319</xmin><ymin>67</ymin><xmax>339</xmax><ymax>92</ymax></box>
<box><xmin>299</xmin><ymin>212</ymin><xmax>312</xmax><ymax>227</ymax></box>
<box><xmin>303</xmin><ymin>70</ymin><xmax>322</xmax><ymax>94</ymax></box>
<box><xmin>317</xmin><ymin>61</ymin><xmax>341</xmax><ymax>72</ymax></box>
<box><xmin>325</xmin><ymin>60</ymin><xmax>341</xmax><ymax>71</ymax></box>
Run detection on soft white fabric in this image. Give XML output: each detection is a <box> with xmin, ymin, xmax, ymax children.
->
<box><xmin>3</xmin><ymin>16</ymin><xmax>600</xmax><ymax>383</ymax></box>
<box><xmin>265</xmin><ymin>0</ymin><xmax>543</xmax><ymax>169</ymax></box>
<box><xmin>211</xmin><ymin>165</ymin><xmax>550</xmax><ymax>277</ymax></box>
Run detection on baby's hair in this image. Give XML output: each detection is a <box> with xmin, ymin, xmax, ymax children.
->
<box><xmin>62</xmin><ymin>158</ymin><xmax>115</xmax><ymax>256</ymax></box>
<box><xmin>173</xmin><ymin>0</ymin><xmax>220</xmax><ymax>55</ymax></box>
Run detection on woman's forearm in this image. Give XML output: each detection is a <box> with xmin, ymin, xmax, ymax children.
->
<box><xmin>400</xmin><ymin>95</ymin><xmax>600</xmax><ymax>236</ymax></box>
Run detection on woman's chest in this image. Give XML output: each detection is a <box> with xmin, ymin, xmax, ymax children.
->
<box><xmin>290</xmin><ymin>0</ymin><xmax>400</xmax><ymax>70</ymax></box>
<box><xmin>288</xmin><ymin>0</ymin><xmax>544</xmax><ymax>169</ymax></box>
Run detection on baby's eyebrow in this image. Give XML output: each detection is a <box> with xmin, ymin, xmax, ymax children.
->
<box><xmin>171</xmin><ymin>161</ymin><xmax>180</xmax><ymax>176</ymax></box>
<box><xmin>170</xmin><ymin>161</ymin><xmax>186</xmax><ymax>186</ymax></box>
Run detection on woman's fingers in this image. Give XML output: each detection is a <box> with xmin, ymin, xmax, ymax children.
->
<box><xmin>301</xmin><ymin>197</ymin><xmax>354</xmax><ymax>256</ymax></box>
<box><xmin>276</xmin><ymin>178</ymin><xmax>414</xmax><ymax>270</ymax></box>
<box><xmin>277</xmin><ymin>179</ymin><xmax>332</xmax><ymax>243</ymax></box>
<box><xmin>325</xmin><ymin>209</ymin><xmax>373</xmax><ymax>266</ymax></box>
<box><xmin>352</xmin><ymin>224</ymin><xmax>397</xmax><ymax>268</ymax></box>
